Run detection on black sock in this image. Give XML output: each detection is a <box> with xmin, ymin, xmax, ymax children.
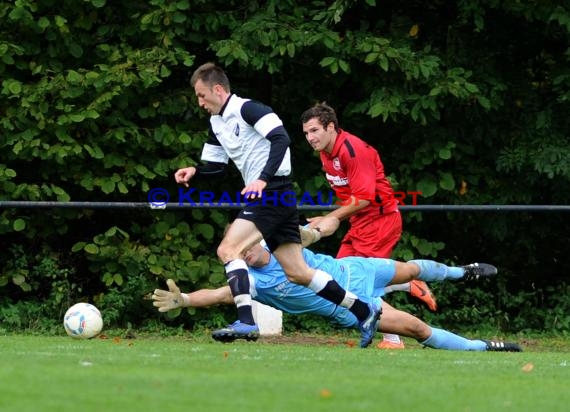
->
<box><xmin>348</xmin><ymin>300</ymin><xmax>370</xmax><ymax>321</ymax></box>
<box><xmin>225</xmin><ymin>264</ymin><xmax>255</xmax><ymax>325</ymax></box>
<box><xmin>316</xmin><ymin>280</ymin><xmax>370</xmax><ymax>322</ymax></box>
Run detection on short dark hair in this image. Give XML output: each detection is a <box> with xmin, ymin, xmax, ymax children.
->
<box><xmin>190</xmin><ymin>62</ymin><xmax>231</xmax><ymax>92</ymax></box>
<box><xmin>300</xmin><ymin>102</ymin><xmax>339</xmax><ymax>131</ymax></box>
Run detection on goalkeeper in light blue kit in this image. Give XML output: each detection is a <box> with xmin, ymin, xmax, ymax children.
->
<box><xmin>152</xmin><ymin>244</ymin><xmax>522</xmax><ymax>352</ymax></box>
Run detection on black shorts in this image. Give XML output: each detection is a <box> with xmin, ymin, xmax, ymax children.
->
<box><xmin>236</xmin><ymin>179</ymin><xmax>301</xmax><ymax>252</ymax></box>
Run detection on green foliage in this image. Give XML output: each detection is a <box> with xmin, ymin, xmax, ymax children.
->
<box><xmin>0</xmin><ymin>245</ymin><xmax>79</xmax><ymax>330</ymax></box>
<box><xmin>1</xmin><ymin>0</ymin><xmax>569</xmax><ymax>333</ymax></box>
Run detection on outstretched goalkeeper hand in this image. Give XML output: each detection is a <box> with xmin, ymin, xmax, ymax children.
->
<box><xmin>300</xmin><ymin>225</ymin><xmax>321</xmax><ymax>247</ymax></box>
<box><xmin>152</xmin><ymin>279</ymin><xmax>190</xmax><ymax>312</ymax></box>
<box><xmin>300</xmin><ymin>216</ymin><xmax>340</xmax><ymax>247</ymax></box>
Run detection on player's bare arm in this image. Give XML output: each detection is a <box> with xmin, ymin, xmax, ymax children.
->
<box><xmin>333</xmin><ymin>195</ymin><xmax>371</xmax><ymax>218</ymax></box>
<box><xmin>305</xmin><ymin>215</ymin><xmax>340</xmax><ymax>237</ymax></box>
<box><xmin>306</xmin><ymin>195</ymin><xmax>369</xmax><ymax>237</ymax></box>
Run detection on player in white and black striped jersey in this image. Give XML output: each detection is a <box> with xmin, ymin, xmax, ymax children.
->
<box><xmin>174</xmin><ymin>62</ymin><xmax>381</xmax><ymax>348</ymax></box>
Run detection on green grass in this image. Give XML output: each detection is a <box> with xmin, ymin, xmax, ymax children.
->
<box><xmin>0</xmin><ymin>334</ymin><xmax>568</xmax><ymax>412</ymax></box>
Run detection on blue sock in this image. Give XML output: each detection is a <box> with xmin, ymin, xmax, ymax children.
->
<box><xmin>420</xmin><ymin>327</ymin><xmax>487</xmax><ymax>351</ymax></box>
<box><xmin>409</xmin><ymin>259</ymin><xmax>464</xmax><ymax>281</ymax></box>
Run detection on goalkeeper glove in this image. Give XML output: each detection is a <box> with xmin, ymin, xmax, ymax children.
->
<box><xmin>300</xmin><ymin>225</ymin><xmax>321</xmax><ymax>247</ymax></box>
<box><xmin>152</xmin><ymin>279</ymin><xmax>190</xmax><ymax>312</ymax></box>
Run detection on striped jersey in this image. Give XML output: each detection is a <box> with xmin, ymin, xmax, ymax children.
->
<box><xmin>200</xmin><ymin>94</ymin><xmax>291</xmax><ymax>185</ymax></box>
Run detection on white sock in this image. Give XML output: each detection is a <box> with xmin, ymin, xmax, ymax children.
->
<box><xmin>307</xmin><ymin>269</ymin><xmax>332</xmax><ymax>293</ymax></box>
<box><xmin>383</xmin><ymin>283</ymin><xmax>410</xmax><ymax>294</ymax></box>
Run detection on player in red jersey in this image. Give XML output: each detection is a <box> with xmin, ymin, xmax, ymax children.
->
<box><xmin>300</xmin><ymin>102</ymin><xmax>435</xmax><ymax>349</ymax></box>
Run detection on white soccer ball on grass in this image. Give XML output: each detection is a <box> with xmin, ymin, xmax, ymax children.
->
<box><xmin>63</xmin><ymin>302</ymin><xmax>103</xmax><ymax>339</ymax></box>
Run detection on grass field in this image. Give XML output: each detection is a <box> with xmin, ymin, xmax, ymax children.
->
<box><xmin>1</xmin><ymin>333</ymin><xmax>568</xmax><ymax>412</ymax></box>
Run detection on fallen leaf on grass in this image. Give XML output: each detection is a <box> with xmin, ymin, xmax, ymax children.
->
<box><xmin>521</xmin><ymin>363</ymin><xmax>534</xmax><ymax>372</ymax></box>
<box><xmin>319</xmin><ymin>389</ymin><xmax>332</xmax><ymax>399</ymax></box>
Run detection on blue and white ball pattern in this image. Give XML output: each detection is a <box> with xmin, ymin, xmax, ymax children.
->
<box><xmin>63</xmin><ymin>303</ymin><xmax>103</xmax><ymax>339</ymax></box>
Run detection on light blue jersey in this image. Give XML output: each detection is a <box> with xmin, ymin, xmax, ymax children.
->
<box><xmin>249</xmin><ymin>248</ymin><xmax>396</xmax><ymax>328</ymax></box>
<box><xmin>246</xmin><ymin>249</ymin><xmax>504</xmax><ymax>352</ymax></box>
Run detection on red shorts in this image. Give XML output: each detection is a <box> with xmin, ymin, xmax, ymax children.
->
<box><xmin>336</xmin><ymin>210</ymin><xmax>402</xmax><ymax>259</ymax></box>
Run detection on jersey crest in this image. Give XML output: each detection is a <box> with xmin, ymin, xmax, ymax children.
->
<box><xmin>332</xmin><ymin>157</ymin><xmax>341</xmax><ymax>171</ymax></box>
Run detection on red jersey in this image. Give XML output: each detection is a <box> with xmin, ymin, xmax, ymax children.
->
<box><xmin>320</xmin><ymin>129</ymin><xmax>398</xmax><ymax>222</ymax></box>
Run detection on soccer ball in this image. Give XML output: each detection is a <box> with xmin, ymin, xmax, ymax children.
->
<box><xmin>63</xmin><ymin>303</ymin><xmax>103</xmax><ymax>339</ymax></box>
